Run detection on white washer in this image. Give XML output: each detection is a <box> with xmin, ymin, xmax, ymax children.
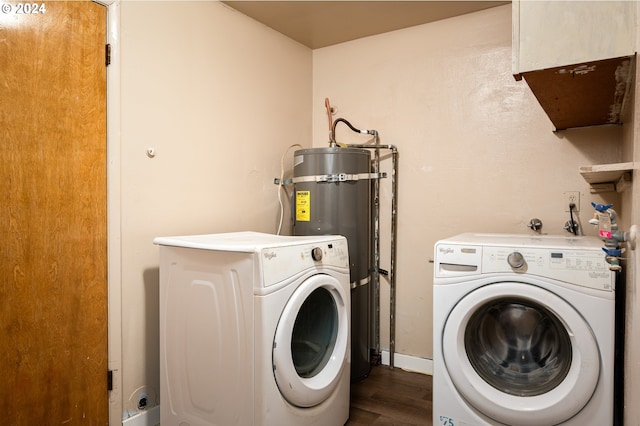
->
<box><xmin>433</xmin><ymin>233</ymin><xmax>615</xmax><ymax>426</ymax></box>
<box><xmin>154</xmin><ymin>231</ymin><xmax>350</xmax><ymax>425</ymax></box>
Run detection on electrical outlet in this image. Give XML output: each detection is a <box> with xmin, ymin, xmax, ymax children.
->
<box><xmin>563</xmin><ymin>191</ymin><xmax>580</xmax><ymax>212</ymax></box>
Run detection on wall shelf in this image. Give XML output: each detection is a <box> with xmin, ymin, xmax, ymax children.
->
<box><xmin>579</xmin><ymin>162</ymin><xmax>636</xmax><ymax>193</ymax></box>
<box><xmin>519</xmin><ymin>56</ymin><xmax>634</xmax><ymax>131</ymax></box>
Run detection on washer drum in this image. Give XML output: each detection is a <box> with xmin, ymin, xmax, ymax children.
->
<box><xmin>292</xmin><ymin>147</ymin><xmax>372</xmax><ymax>381</ymax></box>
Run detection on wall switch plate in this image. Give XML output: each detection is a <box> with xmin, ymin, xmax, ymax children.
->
<box><xmin>563</xmin><ymin>191</ymin><xmax>580</xmax><ymax>212</ymax></box>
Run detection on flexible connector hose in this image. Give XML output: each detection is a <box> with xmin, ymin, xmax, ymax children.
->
<box><xmin>331</xmin><ymin>117</ymin><xmax>376</xmax><ymax>143</ymax></box>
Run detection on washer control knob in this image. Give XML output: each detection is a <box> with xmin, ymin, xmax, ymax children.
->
<box><xmin>507</xmin><ymin>252</ymin><xmax>526</xmax><ymax>269</ymax></box>
<box><xmin>311</xmin><ymin>247</ymin><xmax>323</xmax><ymax>261</ymax></box>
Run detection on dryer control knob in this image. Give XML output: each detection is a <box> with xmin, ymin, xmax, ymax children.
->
<box><xmin>507</xmin><ymin>252</ymin><xmax>526</xmax><ymax>269</ymax></box>
<box><xmin>311</xmin><ymin>247</ymin><xmax>323</xmax><ymax>261</ymax></box>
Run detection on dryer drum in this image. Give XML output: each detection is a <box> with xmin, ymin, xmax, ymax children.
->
<box><xmin>291</xmin><ymin>287</ymin><xmax>339</xmax><ymax>378</ymax></box>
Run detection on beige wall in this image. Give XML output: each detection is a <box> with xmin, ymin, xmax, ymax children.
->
<box><xmin>313</xmin><ymin>4</ymin><xmax>623</xmax><ymax>362</ymax></box>
<box><xmin>118</xmin><ymin>1</ymin><xmax>311</xmax><ymax>418</ymax></box>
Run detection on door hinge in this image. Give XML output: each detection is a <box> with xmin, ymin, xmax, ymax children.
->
<box><xmin>107</xmin><ymin>369</ymin><xmax>113</xmax><ymax>391</ymax></box>
<box><xmin>105</xmin><ymin>43</ymin><xmax>111</xmax><ymax>67</ymax></box>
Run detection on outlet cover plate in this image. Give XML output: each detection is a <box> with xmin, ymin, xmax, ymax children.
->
<box><xmin>563</xmin><ymin>191</ymin><xmax>580</xmax><ymax>212</ymax></box>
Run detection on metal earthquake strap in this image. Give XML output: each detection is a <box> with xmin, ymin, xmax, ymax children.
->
<box><xmin>273</xmin><ymin>172</ymin><xmax>386</xmax><ymax>185</ymax></box>
<box><xmin>293</xmin><ymin>172</ymin><xmax>386</xmax><ymax>183</ymax></box>
<box><xmin>350</xmin><ymin>276</ymin><xmax>370</xmax><ymax>289</ymax></box>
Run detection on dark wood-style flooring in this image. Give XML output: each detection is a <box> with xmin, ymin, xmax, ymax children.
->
<box><xmin>347</xmin><ymin>365</ymin><xmax>433</xmax><ymax>425</ymax></box>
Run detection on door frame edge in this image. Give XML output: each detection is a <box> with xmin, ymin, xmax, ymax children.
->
<box><xmin>98</xmin><ymin>0</ymin><xmax>124</xmax><ymax>424</ymax></box>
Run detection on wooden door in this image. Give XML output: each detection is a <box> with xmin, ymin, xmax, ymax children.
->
<box><xmin>0</xmin><ymin>2</ymin><xmax>108</xmax><ymax>424</ymax></box>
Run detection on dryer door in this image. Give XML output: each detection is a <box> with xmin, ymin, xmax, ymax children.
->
<box><xmin>442</xmin><ymin>282</ymin><xmax>600</xmax><ymax>426</ymax></box>
<box><xmin>273</xmin><ymin>273</ymin><xmax>349</xmax><ymax>408</ymax></box>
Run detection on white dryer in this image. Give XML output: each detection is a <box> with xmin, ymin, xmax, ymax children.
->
<box><xmin>154</xmin><ymin>231</ymin><xmax>350</xmax><ymax>425</ymax></box>
<box><xmin>433</xmin><ymin>233</ymin><xmax>615</xmax><ymax>426</ymax></box>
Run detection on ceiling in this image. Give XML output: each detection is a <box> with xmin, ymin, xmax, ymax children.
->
<box><xmin>222</xmin><ymin>1</ymin><xmax>509</xmax><ymax>49</ymax></box>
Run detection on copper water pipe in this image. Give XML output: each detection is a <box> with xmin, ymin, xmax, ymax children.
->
<box><xmin>325</xmin><ymin>98</ymin><xmax>334</xmax><ymax>146</ymax></box>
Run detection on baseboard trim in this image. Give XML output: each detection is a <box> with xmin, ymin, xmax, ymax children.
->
<box><xmin>122</xmin><ymin>406</ymin><xmax>160</xmax><ymax>426</ymax></box>
<box><xmin>380</xmin><ymin>350</ymin><xmax>433</xmax><ymax>375</ymax></box>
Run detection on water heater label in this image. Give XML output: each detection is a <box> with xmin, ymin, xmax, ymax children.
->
<box><xmin>296</xmin><ymin>190</ymin><xmax>310</xmax><ymax>221</ymax></box>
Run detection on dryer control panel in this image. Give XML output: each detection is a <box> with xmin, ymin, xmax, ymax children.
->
<box><xmin>261</xmin><ymin>238</ymin><xmax>349</xmax><ymax>289</ymax></box>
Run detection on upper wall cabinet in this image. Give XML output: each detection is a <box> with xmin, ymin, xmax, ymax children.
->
<box><xmin>513</xmin><ymin>1</ymin><xmax>636</xmax><ymax>131</ymax></box>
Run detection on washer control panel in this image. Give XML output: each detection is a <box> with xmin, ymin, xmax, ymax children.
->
<box><xmin>483</xmin><ymin>245</ymin><xmax>613</xmax><ymax>291</ymax></box>
<box><xmin>434</xmin><ymin>240</ymin><xmax>614</xmax><ymax>292</ymax></box>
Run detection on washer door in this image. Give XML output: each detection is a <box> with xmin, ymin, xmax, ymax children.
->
<box><xmin>273</xmin><ymin>273</ymin><xmax>349</xmax><ymax>408</ymax></box>
<box><xmin>442</xmin><ymin>282</ymin><xmax>600</xmax><ymax>426</ymax></box>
